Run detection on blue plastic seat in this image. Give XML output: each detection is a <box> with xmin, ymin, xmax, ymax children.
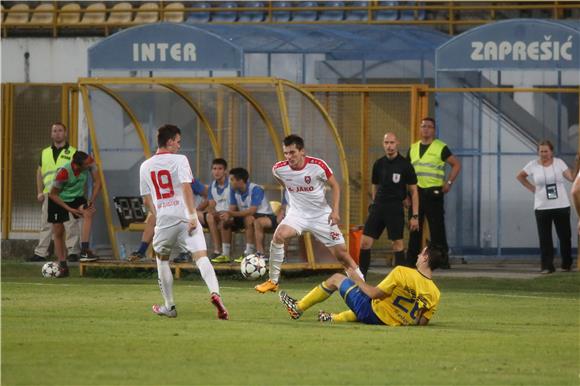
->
<box><xmin>186</xmin><ymin>2</ymin><xmax>211</xmax><ymax>23</ymax></box>
<box><xmin>212</xmin><ymin>1</ymin><xmax>238</xmax><ymax>22</ymax></box>
<box><xmin>319</xmin><ymin>1</ymin><xmax>344</xmax><ymax>21</ymax></box>
<box><xmin>345</xmin><ymin>1</ymin><xmax>369</xmax><ymax>21</ymax></box>
<box><xmin>375</xmin><ymin>1</ymin><xmax>399</xmax><ymax>21</ymax></box>
<box><xmin>292</xmin><ymin>1</ymin><xmax>318</xmax><ymax>22</ymax></box>
<box><xmin>271</xmin><ymin>1</ymin><xmax>291</xmax><ymax>22</ymax></box>
<box><xmin>238</xmin><ymin>1</ymin><xmax>264</xmax><ymax>22</ymax></box>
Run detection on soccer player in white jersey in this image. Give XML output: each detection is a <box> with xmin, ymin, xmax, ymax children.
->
<box><xmin>139</xmin><ymin>124</ymin><xmax>229</xmax><ymax>320</ymax></box>
<box><xmin>255</xmin><ymin>134</ymin><xmax>365</xmax><ymax>293</ymax></box>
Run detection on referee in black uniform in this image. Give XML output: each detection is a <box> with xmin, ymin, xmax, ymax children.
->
<box><xmin>359</xmin><ymin>133</ymin><xmax>419</xmax><ymax>278</ymax></box>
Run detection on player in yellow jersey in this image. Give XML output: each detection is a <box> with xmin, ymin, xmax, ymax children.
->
<box><xmin>279</xmin><ymin>243</ymin><xmax>443</xmax><ymax>326</ymax></box>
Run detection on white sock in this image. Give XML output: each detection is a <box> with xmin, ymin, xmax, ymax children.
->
<box><xmin>222</xmin><ymin>243</ymin><xmax>231</xmax><ymax>257</ymax></box>
<box><xmin>346</xmin><ymin>267</ymin><xmax>365</xmax><ymax>282</ymax></box>
<box><xmin>244</xmin><ymin>243</ymin><xmax>256</xmax><ymax>255</ymax></box>
<box><xmin>156</xmin><ymin>258</ymin><xmax>174</xmax><ymax>308</ymax></box>
<box><xmin>269</xmin><ymin>241</ymin><xmax>285</xmax><ymax>284</ymax></box>
<box><xmin>196</xmin><ymin>256</ymin><xmax>220</xmax><ymax>294</ymax></box>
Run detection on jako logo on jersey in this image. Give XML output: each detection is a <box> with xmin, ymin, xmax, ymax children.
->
<box><xmin>304</xmin><ymin>176</ymin><xmax>311</xmax><ymax>184</ymax></box>
<box><xmin>392</xmin><ymin>173</ymin><xmax>401</xmax><ymax>183</ymax></box>
<box><xmin>287</xmin><ymin>186</ymin><xmax>314</xmax><ymax>192</ymax></box>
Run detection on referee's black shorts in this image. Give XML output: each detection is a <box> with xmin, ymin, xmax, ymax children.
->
<box><xmin>363</xmin><ymin>202</ymin><xmax>404</xmax><ymax>241</ymax></box>
<box><xmin>47</xmin><ymin>196</ymin><xmax>87</xmax><ymax>224</ymax></box>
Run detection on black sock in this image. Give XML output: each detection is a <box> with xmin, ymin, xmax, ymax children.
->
<box><xmin>359</xmin><ymin>249</ymin><xmax>371</xmax><ymax>278</ymax></box>
<box><xmin>81</xmin><ymin>242</ymin><xmax>89</xmax><ymax>251</ymax></box>
<box><xmin>394</xmin><ymin>251</ymin><xmax>405</xmax><ymax>267</ymax></box>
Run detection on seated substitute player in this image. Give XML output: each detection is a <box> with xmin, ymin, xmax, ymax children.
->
<box><xmin>48</xmin><ymin>151</ymin><xmax>102</xmax><ymax>276</ymax></box>
<box><xmin>204</xmin><ymin>158</ymin><xmax>236</xmax><ymax>263</ymax></box>
<box><xmin>139</xmin><ymin>124</ymin><xmax>228</xmax><ymax>320</ymax></box>
<box><xmin>255</xmin><ymin>134</ymin><xmax>364</xmax><ymax>293</ymax></box>
<box><xmin>128</xmin><ymin>177</ymin><xmax>208</xmax><ymax>263</ymax></box>
<box><xmin>280</xmin><ymin>243</ymin><xmax>443</xmax><ymax>326</ymax></box>
<box><xmin>219</xmin><ymin>167</ymin><xmax>277</xmax><ymax>263</ymax></box>
<box><xmin>359</xmin><ymin>132</ymin><xmax>419</xmax><ymax>276</ymax></box>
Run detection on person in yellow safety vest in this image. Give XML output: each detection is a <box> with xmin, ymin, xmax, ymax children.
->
<box><xmin>28</xmin><ymin>123</ymin><xmax>81</xmax><ymax>262</ymax></box>
<box><xmin>406</xmin><ymin>117</ymin><xmax>461</xmax><ymax>268</ymax></box>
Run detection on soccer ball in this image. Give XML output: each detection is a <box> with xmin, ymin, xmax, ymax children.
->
<box><xmin>41</xmin><ymin>262</ymin><xmax>60</xmax><ymax>278</ymax></box>
<box><xmin>240</xmin><ymin>254</ymin><xmax>267</xmax><ymax>280</ymax></box>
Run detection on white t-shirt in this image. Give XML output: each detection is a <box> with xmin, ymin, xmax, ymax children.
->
<box><xmin>272</xmin><ymin>156</ymin><xmax>333</xmax><ymax>219</ymax></box>
<box><xmin>140</xmin><ymin>152</ymin><xmax>194</xmax><ymax>229</ymax></box>
<box><xmin>522</xmin><ymin>157</ymin><xmax>570</xmax><ymax>210</ymax></box>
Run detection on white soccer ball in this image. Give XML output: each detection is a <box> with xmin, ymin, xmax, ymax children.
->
<box><xmin>41</xmin><ymin>262</ymin><xmax>60</xmax><ymax>278</ymax></box>
<box><xmin>240</xmin><ymin>254</ymin><xmax>267</xmax><ymax>280</ymax></box>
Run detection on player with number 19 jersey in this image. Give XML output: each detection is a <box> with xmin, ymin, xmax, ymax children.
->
<box><xmin>139</xmin><ymin>152</ymin><xmax>195</xmax><ymax>229</ymax></box>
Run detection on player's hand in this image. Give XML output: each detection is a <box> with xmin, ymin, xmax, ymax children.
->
<box><xmin>188</xmin><ymin>219</ymin><xmax>198</xmax><ymax>234</ymax></box>
<box><xmin>37</xmin><ymin>193</ymin><xmax>45</xmax><ymax>203</ymax></box>
<box><xmin>69</xmin><ymin>208</ymin><xmax>84</xmax><ymax>217</ymax></box>
<box><xmin>328</xmin><ymin>210</ymin><xmax>340</xmax><ymax>226</ymax></box>
<box><xmin>442</xmin><ymin>184</ymin><xmax>451</xmax><ymax>194</ymax></box>
<box><xmin>409</xmin><ymin>217</ymin><xmax>419</xmax><ymax>231</ymax></box>
<box><xmin>80</xmin><ymin>204</ymin><xmax>96</xmax><ymax>215</ymax></box>
<box><xmin>402</xmin><ymin>197</ymin><xmax>411</xmax><ymax>209</ymax></box>
<box><xmin>219</xmin><ymin>211</ymin><xmax>230</xmax><ymax>221</ymax></box>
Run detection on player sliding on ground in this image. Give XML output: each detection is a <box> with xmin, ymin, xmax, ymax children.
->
<box><xmin>279</xmin><ymin>243</ymin><xmax>443</xmax><ymax>326</ymax></box>
<box><xmin>255</xmin><ymin>134</ymin><xmax>365</xmax><ymax>293</ymax></box>
<box><xmin>139</xmin><ymin>124</ymin><xmax>229</xmax><ymax>320</ymax></box>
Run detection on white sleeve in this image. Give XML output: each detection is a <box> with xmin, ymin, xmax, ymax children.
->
<box><xmin>522</xmin><ymin>160</ymin><xmax>535</xmax><ymax>176</ymax></box>
<box><xmin>556</xmin><ymin>158</ymin><xmax>569</xmax><ymax>173</ymax></box>
<box><xmin>178</xmin><ymin>155</ymin><xmax>193</xmax><ymax>184</ymax></box>
<box><xmin>139</xmin><ymin>163</ymin><xmax>150</xmax><ymax>196</ymax></box>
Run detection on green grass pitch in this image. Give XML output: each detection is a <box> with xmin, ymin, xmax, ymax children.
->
<box><xmin>2</xmin><ymin>262</ymin><xmax>579</xmax><ymax>385</ymax></box>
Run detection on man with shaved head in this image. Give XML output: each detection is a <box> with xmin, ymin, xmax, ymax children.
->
<box><xmin>359</xmin><ymin>132</ymin><xmax>419</xmax><ymax>278</ymax></box>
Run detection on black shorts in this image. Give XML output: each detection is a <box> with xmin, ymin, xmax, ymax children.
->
<box><xmin>47</xmin><ymin>196</ymin><xmax>87</xmax><ymax>224</ymax></box>
<box><xmin>255</xmin><ymin>213</ymin><xmax>278</xmax><ymax>230</ymax></box>
<box><xmin>363</xmin><ymin>202</ymin><xmax>404</xmax><ymax>241</ymax></box>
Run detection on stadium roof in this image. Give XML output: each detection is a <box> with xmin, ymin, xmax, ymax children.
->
<box><xmin>199</xmin><ymin>24</ymin><xmax>449</xmax><ymax>61</ymax></box>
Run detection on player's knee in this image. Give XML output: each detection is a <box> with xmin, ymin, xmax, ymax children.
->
<box><xmin>392</xmin><ymin>240</ymin><xmax>404</xmax><ymax>251</ymax></box>
<box><xmin>360</xmin><ymin>235</ymin><xmax>374</xmax><ymax>249</ymax></box>
<box><xmin>328</xmin><ymin>273</ymin><xmax>346</xmax><ymax>287</ymax></box>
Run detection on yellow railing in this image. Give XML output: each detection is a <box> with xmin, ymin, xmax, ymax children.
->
<box><xmin>2</xmin><ymin>1</ymin><xmax>579</xmax><ymax>37</ymax></box>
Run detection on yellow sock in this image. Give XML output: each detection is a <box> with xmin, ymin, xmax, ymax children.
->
<box><xmin>332</xmin><ymin>310</ymin><xmax>358</xmax><ymax>323</ymax></box>
<box><xmin>297</xmin><ymin>281</ymin><xmax>333</xmax><ymax>311</ymax></box>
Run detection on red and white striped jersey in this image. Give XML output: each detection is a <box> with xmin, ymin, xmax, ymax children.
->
<box><xmin>272</xmin><ymin>156</ymin><xmax>333</xmax><ymax>219</ymax></box>
<box><xmin>140</xmin><ymin>152</ymin><xmax>193</xmax><ymax>229</ymax></box>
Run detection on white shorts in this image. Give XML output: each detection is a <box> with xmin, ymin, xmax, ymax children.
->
<box><xmin>279</xmin><ymin>212</ymin><xmax>345</xmax><ymax>247</ymax></box>
<box><xmin>153</xmin><ymin>222</ymin><xmax>207</xmax><ymax>256</ymax></box>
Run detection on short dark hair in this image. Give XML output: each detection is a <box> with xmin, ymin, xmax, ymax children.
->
<box><xmin>229</xmin><ymin>167</ymin><xmax>249</xmax><ymax>183</ymax></box>
<box><xmin>51</xmin><ymin>122</ymin><xmax>67</xmax><ymax>131</ymax></box>
<box><xmin>424</xmin><ymin>241</ymin><xmax>446</xmax><ymax>271</ymax></box>
<box><xmin>212</xmin><ymin>158</ymin><xmax>228</xmax><ymax>169</ymax></box>
<box><xmin>283</xmin><ymin>134</ymin><xmax>304</xmax><ymax>150</ymax></box>
<box><xmin>421</xmin><ymin>117</ymin><xmax>436</xmax><ymax>128</ymax></box>
<box><xmin>72</xmin><ymin>151</ymin><xmax>90</xmax><ymax>166</ymax></box>
<box><xmin>538</xmin><ymin>139</ymin><xmax>554</xmax><ymax>152</ymax></box>
<box><xmin>157</xmin><ymin>124</ymin><xmax>181</xmax><ymax>148</ymax></box>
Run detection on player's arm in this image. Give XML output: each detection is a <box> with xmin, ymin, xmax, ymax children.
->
<box><xmin>196</xmin><ymin>185</ymin><xmax>210</xmax><ymax>211</ymax></box>
<box><xmin>36</xmin><ymin>166</ymin><xmax>45</xmax><ymax>202</ymax></box>
<box><xmin>408</xmin><ymin>183</ymin><xmax>419</xmax><ymax>231</ymax></box>
<box><xmin>182</xmin><ymin>182</ymin><xmax>198</xmax><ymax>231</ymax></box>
<box><xmin>326</xmin><ymin>174</ymin><xmax>341</xmax><ymax>225</ymax></box>
<box><xmin>142</xmin><ymin>194</ymin><xmax>156</xmax><ymax>217</ymax></box>
<box><xmin>442</xmin><ymin>154</ymin><xmax>461</xmax><ymax>193</ymax></box>
<box><xmin>371</xmin><ymin>184</ymin><xmax>377</xmax><ymax>202</ymax></box>
<box><xmin>87</xmin><ymin>164</ymin><xmax>102</xmax><ymax>208</ymax></box>
<box><xmin>563</xmin><ymin>167</ymin><xmax>574</xmax><ymax>183</ymax></box>
<box><xmin>229</xmin><ymin>206</ymin><xmax>257</xmax><ymax>218</ymax></box>
<box><xmin>516</xmin><ymin>170</ymin><xmax>535</xmax><ymax>193</ymax></box>
<box><xmin>346</xmin><ymin>268</ymin><xmax>388</xmax><ymax>299</ymax></box>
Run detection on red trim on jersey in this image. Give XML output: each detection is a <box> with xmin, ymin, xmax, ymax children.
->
<box><xmin>155</xmin><ymin>150</ymin><xmax>172</xmax><ymax>156</ymax></box>
<box><xmin>55</xmin><ymin>168</ymin><xmax>69</xmax><ymax>182</ymax></box>
<box><xmin>273</xmin><ymin>160</ymin><xmax>289</xmax><ymax>170</ymax></box>
<box><xmin>306</xmin><ymin>156</ymin><xmax>333</xmax><ymax>179</ymax></box>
